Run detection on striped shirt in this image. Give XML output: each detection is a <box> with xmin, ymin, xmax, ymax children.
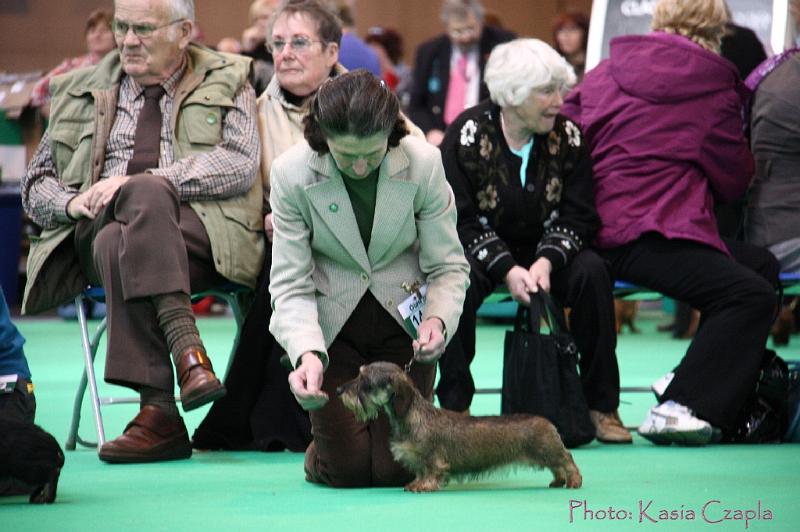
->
<box><xmin>22</xmin><ymin>56</ymin><xmax>259</xmax><ymax>230</ymax></box>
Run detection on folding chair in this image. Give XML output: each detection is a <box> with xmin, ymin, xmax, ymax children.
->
<box><xmin>65</xmin><ymin>283</ymin><xmax>251</xmax><ymax>451</ymax></box>
<box><xmin>780</xmin><ymin>272</ymin><xmax>800</xmax><ymax>296</ymax></box>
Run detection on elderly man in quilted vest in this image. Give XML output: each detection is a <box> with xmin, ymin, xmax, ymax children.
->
<box><xmin>20</xmin><ymin>0</ymin><xmax>264</xmax><ymax>463</ymax></box>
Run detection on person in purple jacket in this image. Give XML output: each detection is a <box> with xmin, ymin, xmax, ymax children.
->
<box><xmin>561</xmin><ymin>0</ymin><xmax>779</xmax><ymax>446</ymax></box>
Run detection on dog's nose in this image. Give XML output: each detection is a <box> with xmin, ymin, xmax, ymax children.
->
<box><xmin>335</xmin><ymin>384</ymin><xmax>347</xmax><ymax>396</ymax></box>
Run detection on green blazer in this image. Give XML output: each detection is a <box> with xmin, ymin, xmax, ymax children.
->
<box><xmin>269</xmin><ymin>135</ymin><xmax>470</xmax><ymax>369</ymax></box>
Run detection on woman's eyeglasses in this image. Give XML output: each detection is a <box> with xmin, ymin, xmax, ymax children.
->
<box><xmin>267</xmin><ymin>36</ymin><xmax>324</xmax><ymax>54</ymax></box>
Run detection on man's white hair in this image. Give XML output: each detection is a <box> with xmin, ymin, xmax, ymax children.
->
<box><xmin>115</xmin><ymin>0</ymin><xmax>196</xmax><ymax>21</ymax></box>
<box><xmin>440</xmin><ymin>0</ymin><xmax>484</xmax><ymax>24</ymax></box>
<box><xmin>166</xmin><ymin>0</ymin><xmax>195</xmax><ymax>21</ymax></box>
<box><xmin>484</xmin><ymin>38</ymin><xmax>576</xmax><ymax>108</ymax></box>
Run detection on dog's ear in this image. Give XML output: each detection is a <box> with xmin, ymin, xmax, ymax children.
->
<box><xmin>390</xmin><ymin>374</ymin><xmax>414</xmax><ymax>417</ymax></box>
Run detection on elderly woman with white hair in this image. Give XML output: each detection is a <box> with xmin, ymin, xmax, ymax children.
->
<box><xmin>437</xmin><ymin>38</ymin><xmax>631</xmax><ymax>444</ymax></box>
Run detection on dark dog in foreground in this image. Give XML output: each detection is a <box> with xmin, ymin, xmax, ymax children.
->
<box><xmin>0</xmin><ymin>418</ymin><xmax>64</xmax><ymax>503</ymax></box>
<box><xmin>336</xmin><ymin>361</ymin><xmax>582</xmax><ymax>492</ymax></box>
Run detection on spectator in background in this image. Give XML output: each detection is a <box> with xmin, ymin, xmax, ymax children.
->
<box><xmin>745</xmin><ymin>47</ymin><xmax>800</xmax><ymax>344</ymax></box>
<box><xmin>718</xmin><ymin>2</ymin><xmax>765</xmax><ymax>216</ymax></box>
<box><xmin>408</xmin><ymin>0</ymin><xmax>514</xmax><ymax>146</ymax></box>
<box><xmin>241</xmin><ymin>0</ymin><xmax>281</xmax><ymax>95</ymax></box>
<box><xmin>720</xmin><ymin>22</ymin><xmax>766</xmax><ymax>82</ymax></box>
<box><xmin>325</xmin><ymin>0</ymin><xmax>381</xmax><ymax>76</ymax></box>
<box><xmin>552</xmin><ymin>11</ymin><xmax>589</xmax><ymax>82</ymax></box>
<box><xmin>30</xmin><ymin>9</ymin><xmax>115</xmax><ymax>118</ymax></box>
<box><xmin>193</xmin><ymin>0</ymin><xmax>425</xmax><ymax>453</ymax></box>
<box><xmin>562</xmin><ymin>0</ymin><xmax>779</xmax><ymax>446</ymax></box>
<box><xmin>365</xmin><ymin>26</ymin><xmax>412</xmax><ymax>107</ymax></box>
<box><xmin>483</xmin><ymin>10</ymin><xmax>505</xmax><ymax>30</ymax></box>
<box><xmin>193</xmin><ymin>0</ymin><xmax>342</xmax><ymax>453</ymax></box>
<box><xmin>216</xmin><ymin>37</ymin><xmax>243</xmax><ymax>54</ymax></box>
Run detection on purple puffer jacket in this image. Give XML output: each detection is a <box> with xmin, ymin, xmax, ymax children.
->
<box><xmin>561</xmin><ymin>32</ymin><xmax>753</xmax><ymax>255</ymax></box>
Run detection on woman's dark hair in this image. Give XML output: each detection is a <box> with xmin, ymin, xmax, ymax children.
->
<box><xmin>365</xmin><ymin>27</ymin><xmax>404</xmax><ymax>64</ymax></box>
<box><xmin>551</xmin><ymin>11</ymin><xmax>590</xmax><ymax>54</ymax></box>
<box><xmin>304</xmin><ymin>69</ymin><xmax>409</xmax><ymax>154</ymax></box>
<box><xmin>86</xmin><ymin>8</ymin><xmax>113</xmax><ymax>33</ymax></box>
<box><xmin>269</xmin><ymin>0</ymin><xmax>342</xmax><ymax>48</ymax></box>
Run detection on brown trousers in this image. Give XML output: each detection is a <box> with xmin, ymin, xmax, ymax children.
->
<box><xmin>304</xmin><ymin>292</ymin><xmax>436</xmax><ymax>488</ymax></box>
<box><xmin>74</xmin><ymin>174</ymin><xmax>224</xmax><ymax>392</ymax></box>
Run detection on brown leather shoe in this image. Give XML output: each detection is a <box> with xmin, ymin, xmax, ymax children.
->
<box><xmin>590</xmin><ymin>410</ymin><xmax>633</xmax><ymax>444</ymax></box>
<box><xmin>175</xmin><ymin>347</ymin><xmax>226</xmax><ymax>411</ymax></box>
<box><xmin>98</xmin><ymin>405</ymin><xmax>192</xmax><ymax>463</ymax></box>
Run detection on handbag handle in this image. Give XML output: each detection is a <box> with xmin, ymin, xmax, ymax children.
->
<box><xmin>515</xmin><ymin>291</ymin><xmax>569</xmax><ymax>335</ymax></box>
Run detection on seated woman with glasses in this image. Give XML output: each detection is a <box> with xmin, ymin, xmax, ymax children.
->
<box><xmin>269</xmin><ymin>70</ymin><xmax>469</xmax><ymax>487</ymax></box>
<box><xmin>437</xmin><ymin>38</ymin><xmax>631</xmax><ymax>444</ymax></box>
<box><xmin>192</xmin><ymin>0</ymin><xmax>422</xmax><ymax>454</ymax></box>
<box><xmin>192</xmin><ymin>0</ymin><xmax>342</xmax><ymax>453</ymax></box>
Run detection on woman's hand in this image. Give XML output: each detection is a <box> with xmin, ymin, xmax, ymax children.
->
<box><xmin>528</xmin><ymin>257</ymin><xmax>553</xmax><ymax>293</ymax></box>
<box><xmin>287</xmin><ymin>352</ymin><xmax>328</xmax><ymax>410</ymax></box>
<box><xmin>504</xmin><ymin>265</ymin><xmax>537</xmax><ymax>306</ymax></box>
<box><xmin>413</xmin><ymin>317</ymin><xmax>446</xmax><ymax>363</ymax></box>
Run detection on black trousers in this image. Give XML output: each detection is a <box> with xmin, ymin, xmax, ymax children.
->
<box><xmin>601</xmin><ymin>234</ymin><xmax>779</xmax><ymax>430</ymax></box>
<box><xmin>192</xmin><ymin>245</ymin><xmax>312</xmax><ymax>452</ymax></box>
<box><xmin>437</xmin><ymin>249</ymin><xmax>621</xmax><ymax>414</ymax></box>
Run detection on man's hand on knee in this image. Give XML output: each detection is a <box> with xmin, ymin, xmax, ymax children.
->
<box><xmin>67</xmin><ymin>191</ymin><xmax>95</xmax><ymax>220</ymax></box>
<box><xmin>86</xmin><ymin>175</ymin><xmax>130</xmax><ymax>215</ymax></box>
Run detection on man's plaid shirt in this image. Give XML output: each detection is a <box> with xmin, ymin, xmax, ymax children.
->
<box><xmin>22</xmin><ymin>58</ymin><xmax>259</xmax><ymax>230</ymax></box>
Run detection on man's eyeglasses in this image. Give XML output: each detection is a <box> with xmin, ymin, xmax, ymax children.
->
<box><xmin>267</xmin><ymin>36</ymin><xmax>324</xmax><ymax>54</ymax></box>
<box><xmin>112</xmin><ymin>18</ymin><xmax>185</xmax><ymax>39</ymax></box>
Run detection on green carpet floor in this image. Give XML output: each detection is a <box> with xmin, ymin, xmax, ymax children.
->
<box><xmin>3</xmin><ymin>312</ymin><xmax>799</xmax><ymax>531</ymax></box>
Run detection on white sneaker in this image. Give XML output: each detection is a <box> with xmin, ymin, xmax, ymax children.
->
<box><xmin>637</xmin><ymin>401</ymin><xmax>713</xmax><ymax>446</ymax></box>
<box><xmin>651</xmin><ymin>372</ymin><xmax>675</xmax><ymax>401</ymax></box>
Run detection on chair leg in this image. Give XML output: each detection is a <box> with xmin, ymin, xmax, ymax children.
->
<box><xmin>68</xmin><ymin>287</ymin><xmax>248</xmax><ymax>451</ymax></box>
<box><xmin>65</xmin><ymin>368</ymin><xmax>89</xmax><ymax>450</ymax></box>
<box><xmin>74</xmin><ymin>295</ymin><xmax>108</xmax><ymax>449</ymax></box>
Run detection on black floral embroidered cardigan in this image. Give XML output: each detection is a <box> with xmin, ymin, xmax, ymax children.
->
<box><xmin>440</xmin><ymin>100</ymin><xmax>599</xmax><ymax>283</ymax></box>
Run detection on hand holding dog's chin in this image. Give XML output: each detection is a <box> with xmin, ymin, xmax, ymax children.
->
<box><xmin>288</xmin><ymin>352</ymin><xmax>329</xmax><ymax>410</ymax></box>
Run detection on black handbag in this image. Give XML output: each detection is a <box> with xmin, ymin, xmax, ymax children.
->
<box><xmin>501</xmin><ymin>291</ymin><xmax>595</xmax><ymax>448</ymax></box>
<box><xmin>723</xmin><ymin>349</ymin><xmax>790</xmax><ymax>444</ymax></box>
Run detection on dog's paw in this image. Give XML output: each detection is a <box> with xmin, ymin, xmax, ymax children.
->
<box><xmin>549</xmin><ymin>467</ymin><xmax>582</xmax><ymax>489</ymax></box>
<box><xmin>404</xmin><ymin>479</ymin><xmax>440</xmax><ymax>493</ymax></box>
<box><xmin>566</xmin><ymin>471</ymin><xmax>583</xmax><ymax>489</ymax></box>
